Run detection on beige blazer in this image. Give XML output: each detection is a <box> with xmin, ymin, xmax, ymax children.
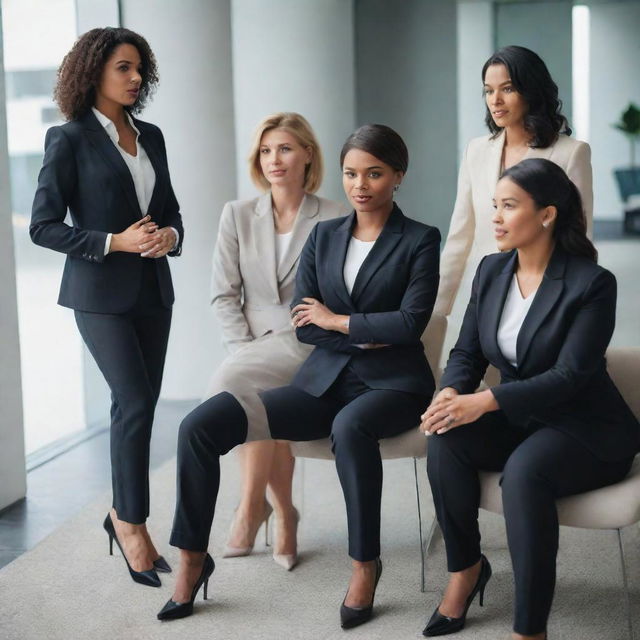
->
<box><xmin>207</xmin><ymin>192</ymin><xmax>347</xmax><ymax>440</ymax></box>
<box><xmin>435</xmin><ymin>132</ymin><xmax>593</xmax><ymax>318</ymax></box>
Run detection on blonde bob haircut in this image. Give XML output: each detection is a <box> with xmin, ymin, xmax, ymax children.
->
<box><xmin>248</xmin><ymin>112</ymin><xmax>324</xmax><ymax>194</ymax></box>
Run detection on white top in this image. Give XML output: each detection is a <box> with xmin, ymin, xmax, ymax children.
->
<box><xmin>92</xmin><ymin>107</ymin><xmax>178</xmax><ymax>256</ymax></box>
<box><xmin>343</xmin><ymin>236</ymin><xmax>376</xmax><ymax>295</ymax></box>
<box><xmin>275</xmin><ymin>230</ymin><xmax>293</xmax><ymax>268</ymax></box>
<box><xmin>497</xmin><ymin>274</ymin><xmax>538</xmax><ymax>367</ymax></box>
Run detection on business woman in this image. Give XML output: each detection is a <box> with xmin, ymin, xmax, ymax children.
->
<box><xmin>207</xmin><ymin>112</ymin><xmax>345</xmax><ymax>569</ymax></box>
<box><xmin>435</xmin><ymin>45</ymin><xmax>593</xmax><ymax>324</ymax></box>
<box><xmin>158</xmin><ymin>124</ymin><xmax>440</xmax><ymax>625</ymax></box>
<box><xmin>421</xmin><ymin>159</ymin><xmax>639</xmax><ymax>639</ymax></box>
<box><xmin>30</xmin><ymin>28</ymin><xmax>183</xmax><ymax>587</ymax></box>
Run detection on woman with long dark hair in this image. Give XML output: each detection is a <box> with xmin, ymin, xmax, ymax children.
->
<box><xmin>31</xmin><ymin>27</ymin><xmax>183</xmax><ymax>587</ymax></box>
<box><xmin>421</xmin><ymin>159</ymin><xmax>639</xmax><ymax>639</ymax></box>
<box><xmin>435</xmin><ymin>46</ymin><xmax>592</xmax><ymax>328</ymax></box>
<box><xmin>158</xmin><ymin>124</ymin><xmax>440</xmax><ymax>627</ymax></box>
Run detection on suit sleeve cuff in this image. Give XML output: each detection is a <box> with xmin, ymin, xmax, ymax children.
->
<box><xmin>170</xmin><ymin>227</ymin><xmax>180</xmax><ymax>250</ymax></box>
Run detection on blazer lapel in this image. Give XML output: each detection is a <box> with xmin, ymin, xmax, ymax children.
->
<box><xmin>330</xmin><ymin>212</ymin><xmax>356</xmax><ymax>310</ymax></box>
<box><xmin>483</xmin><ymin>250</ymin><xmax>518</xmax><ymax>374</ymax></box>
<box><xmin>516</xmin><ymin>247</ymin><xmax>566</xmax><ymax>366</ymax></box>
<box><xmin>81</xmin><ymin>110</ymin><xmax>141</xmax><ymax>219</ymax></box>
<box><xmin>350</xmin><ymin>204</ymin><xmax>403</xmax><ymax>303</ymax></box>
<box><xmin>486</xmin><ymin>130</ymin><xmax>505</xmax><ymax>193</ymax></box>
<box><xmin>276</xmin><ymin>193</ymin><xmax>319</xmax><ymax>283</ymax></box>
<box><xmin>136</xmin><ymin>122</ymin><xmax>167</xmax><ymax>216</ymax></box>
<box><xmin>252</xmin><ymin>193</ymin><xmax>280</xmax><ymax>301</ymax></box>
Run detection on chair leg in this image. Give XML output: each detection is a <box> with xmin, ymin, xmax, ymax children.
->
<box><xmin>413</xmin><ymin>457</ymin><xmax>426</xmax><ymax>592</ymax></box>
<box><xmin>617</xmin><ymin>528</ymin><xmax>634</xmax><ymax>640</ymax></box>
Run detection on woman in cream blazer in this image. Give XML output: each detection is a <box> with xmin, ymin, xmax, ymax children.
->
<box><xmin>206</xmin><ymin>113</ymin><xmax>346</xmax><ymax>571</ymax></box>
<box><xmin>435</xmin><ymin>46</ymin><xmax>593</xmax><ymax>327</ymax></box>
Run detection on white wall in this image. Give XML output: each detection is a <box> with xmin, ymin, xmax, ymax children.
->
<box><xmin>122</xmin><ymin>0</ymin><xmax>237</xmax><ymax>399</ymax></box>
<box><xmin>231</xmin><ymin>0</ymin><xmax>356</xmax><ymax>204</ymax></box>
<box><xmin>0</xmin><ymin>5</ymin><xmax>27</xmax><ymax>510</ymax></box>
<box><xmin>589</xmin><ymin>2</ymin><xmax>640</xmax><ymax>219</ymax></box>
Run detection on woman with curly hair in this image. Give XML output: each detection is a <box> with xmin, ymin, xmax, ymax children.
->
<box><xmin>30</xmin><ymin>27</ymin><xmax>183</xmax><ymax>587</ymax></box>
<box><xmin>435</xmin><ymin>46</ymin><xmax>593</xmax><ymax>325</ymax></box>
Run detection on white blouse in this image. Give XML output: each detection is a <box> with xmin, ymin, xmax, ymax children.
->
<box><xmin>497</xmin><ymin>274</ymin><xmax>538</xmax><ymax>367</ymax></box>
<box><xmin>343</xmin><ymin>236</ymin><xmax>376</xmax><ymax>295</ymax></box>
<box><xmin>275</xmin><ymin>230</ymin><xmax>293</xmax><ymax>268</ymax></box>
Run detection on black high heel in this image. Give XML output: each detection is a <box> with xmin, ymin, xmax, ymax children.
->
<box><xmin>422</xmin><ymin>554</ymin><xmax>492</xmax><ymax>637</ymax></box>
<box><xmin>157</xmin><ymin>553</ymin><xmax>215</xmax><ymax>621</ymax></box>
<box><xmin>103</xmin><ymin>514</ymin><xmax>161</xmax><ymax>588</ymax></box>
<box><xmin>340</xmin><ymin>557</ymin><xmax>383</xmax><ymax>629</ymax></box>
<box><xmin>153</xmin><ymin>556</ymin><xmax>172</xmax><ymax>573</ymax></box>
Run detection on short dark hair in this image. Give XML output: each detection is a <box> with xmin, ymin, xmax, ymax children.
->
<box><xmin>54</xmin><ymin>27</ymin><xmax>159</xmax><ymax>121</ymax></box>
<box><xmin>501</xmin><ymin>158</ymin><xmax>596</xmax><ymax>261</ymax></box>
<box><xmin>340</xmin><ymin>124</ymin><xmax>408</xmax><ymax>173</ymax></box>
<box><xmin>482</xmin><ymin>45</ymin><xmax>571</xmax><ymax>148</ymax></box>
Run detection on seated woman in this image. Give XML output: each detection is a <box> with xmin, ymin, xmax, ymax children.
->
<box><xmin>158</xmin><ymin>124</ymin><xmax>441</xmax><ymax>626</ymax></box>
<box><xmin>420</xmin><ymin>158</ymin><xmax>640</xmax><ymax>640</ymax></box>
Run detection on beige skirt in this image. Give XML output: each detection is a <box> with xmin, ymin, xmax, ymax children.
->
<box><xmin>204</xmin><ymin>328</ymin><xmax>313</xmax><ymax>441</ymax></box>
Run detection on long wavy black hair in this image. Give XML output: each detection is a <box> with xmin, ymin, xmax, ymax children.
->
<box><xmin>482</xmin><ymin>45</ymin><xmax>571</xmax><ymax>148</ymax></box>
<box><xmin>54</xmin><ymin>27</ymin><xmax>158</xmax><ymax>121</ymax></box>
<box><xmin>501</xmin><ymin>158</ymin><xmax>596</xmax><ymax>261</ymax></box>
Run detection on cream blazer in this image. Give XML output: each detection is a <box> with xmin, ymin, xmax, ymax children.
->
<box><xmin>435</xmin><ymin>132</ymin><xmax>593</xmax><ymax>318</ymax></box>
<box><xmin>208</xmin><ymin>192</ymin><xmax>347</xmax><ymax>439</ymax></box>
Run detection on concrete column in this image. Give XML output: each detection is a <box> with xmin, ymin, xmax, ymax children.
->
<box><xmin>457</xmin><ymin>2</ymin><xmax>493</xmax><ymax>159</ymax></box>
<box><xmin>122</xmin><ymin>0</ymin><xmax>236</xmax><ymax>399</ymax></box>
<box><xmin>355</xmin><ymin>0</ymin><xmax>458</xmax><ymax>234</ymax></box>
<box><xmin>0</xmin><ymin>4</ymin><xmax>27</xmax><ymax>510</ymax></box>
<box><xmin>231</xmin><ymin>0</ymin><xmax>356</xmax><ymax>203</ymax></box>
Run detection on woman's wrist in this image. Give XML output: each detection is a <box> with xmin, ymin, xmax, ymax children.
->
<box><xmin>332</xmin><ymin>314</ymin><xmax>350</xmax><ymax>334</ymax></box>
<box><xmin>479</xmin><ymin>388</ymin><xmax>499</xmax><ymax>412</ymax></box>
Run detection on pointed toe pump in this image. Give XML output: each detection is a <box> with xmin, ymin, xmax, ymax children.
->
<box><xmin>340</xmin><ymin>557</ymin><xmax>383</xmax><ymax>630</ymax></box>
<box><xmin>222</xmin><ymin>501</ymin><xmax>273</xmax><ymax>558</ymax></box>
<box><xmin>103</xmin><ymin>514</ymin><xmax>161</xmax><ymax>588</ymax></box>
<box><xmin>153</xmin><ymin>556</ymin><xmax>172</xmax><ymax>573</ymax></box>
<box><xmin>273</xmin><ymin>508</ymin><xmax>299</xmax><ymax>571</ymax></box>
<box><xmin>422</xmin><ymin>554</ymin><xmax>492</xmax><ymax>637</ymax></box>
<box><xmin>157</xmin><ymin>553</ymin><xmax>215</xmax><ymax>621</ymax></box>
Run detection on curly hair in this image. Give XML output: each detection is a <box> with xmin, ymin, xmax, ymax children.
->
<box><xmin>482</xmin><ymin>46</ymin><xmax>571</xmax><ymax>148</ymax></box>
<box><xmin>54</xmin><ymin>27</ymin><xmax>158</xmax><ymax>121</ymax></box>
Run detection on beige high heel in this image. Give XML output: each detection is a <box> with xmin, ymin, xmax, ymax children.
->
<box><xmin>222</xmin><ymin>500</ymin><xmax>273</xmax><ymax>558</ymax></box>
<box><xmin>273</xmin><ymin>507</ymin><xmax>299</xmax><ymax>571</ymax></box>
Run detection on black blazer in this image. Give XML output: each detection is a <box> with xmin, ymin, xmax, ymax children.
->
<box><xmin>441</xmin><ymin>247</ymin><xmax>640</xmax><ymax>462</ymax></box>
<box><xmin>30</xmin><ymin>109</ymin><xmax>183</xmax><ymax>313</ymax></box>
<box><xmin>291</xmin><ymin>204</ymin><xmax>441</xmax><ymax>398</ymax></box>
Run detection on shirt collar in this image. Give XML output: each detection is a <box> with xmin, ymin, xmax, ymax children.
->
<box><xmin>91</xmin><ymin>107</ymin><xmax>140</xmax><ymax>143</ymax></box>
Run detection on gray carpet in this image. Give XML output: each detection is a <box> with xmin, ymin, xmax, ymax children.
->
<box><xmin>1</xmin><ymin>451</ymin><xmax>639</xmax><ymax>640</ymax></box>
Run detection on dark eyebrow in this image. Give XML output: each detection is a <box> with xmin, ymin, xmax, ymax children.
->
<box><xmin>484</xmin><ymin>80</ymin><xmax>513</xmax><ymax>87</ymax></box>
<box><xmin>343</xmin><ymin>165</ymin><xmax>384</xmax><ymax>171</ymax></box>
<box><xmin>115</xmin><ymin>59</ymin><xmax>136</xmax><ymax>65</ymax></box>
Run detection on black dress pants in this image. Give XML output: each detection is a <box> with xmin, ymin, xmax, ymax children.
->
<box><xmin>170</xmin><ymin>365</ymin><xmax>429</xmax><ymax>558</ymax></box>
<box><xmin>426</xmin><ymin>412</ymin><xmax>634</xmax><ymax>635</ymax></box>
<box><xmin>75</xmin><ymin>259</ymin><xmax>172</xmax><ymax>524</ymax></box>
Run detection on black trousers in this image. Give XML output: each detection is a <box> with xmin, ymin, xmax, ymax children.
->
<box><xmin>426</xmin><ymin>412</ymin><xmax>634</xmax><ymax>635</ymax></box>
<box><xmin>170</xmin><ymin>365</ymin><xmax>429</xmax><ymax>558</ymax></box>
<box><xmin>75</xmin><ymin>260</ymin><xmax>172</xmax><ymax>524</ymax></box>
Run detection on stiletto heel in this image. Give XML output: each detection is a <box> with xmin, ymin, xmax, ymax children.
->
<box><xmin>223</xmin><ymin>501</ymin><xmax>273</xmax><ymax>558</ymax></box>
<box><xmin>157</xmin><ymin>553</ymin><xmax>215</xmax><ymax>621</ymax></box>
<box><xmin>340</xmin><ymin>557</ymin><xmax>383</xmax><ymax>629</ymax></box>
<box><xmin>422</xmin><ymin>554</ymin><xmax>492</xmax><ymax>637</ymax></box>
<box><xmin>103</xmin><ymin>514</ymin><xmax>161</xmax><ymax>588</ymax></box>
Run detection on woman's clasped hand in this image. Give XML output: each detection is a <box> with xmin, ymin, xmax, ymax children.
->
<box><xmin>420</xmin><ymin>388</ymin><xmax>498</xmax><ymax>435</ymax></box>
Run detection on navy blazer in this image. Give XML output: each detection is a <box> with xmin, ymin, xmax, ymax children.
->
<box><xmin>441</xmin><ymin>247</ymin><xmax>640</xmax><ymax>462</ymax></box>
<box><xmin>291</xmin><ymin>204</ymin><xmax>441</xmax><ymax>398</ymax></box>
<box><xmin>30</xmin><ymin>109</ymin><xmax>183</xmax><ymax>313</ymax></box>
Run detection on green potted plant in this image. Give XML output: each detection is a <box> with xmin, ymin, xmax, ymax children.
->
<box><xmin>612</xmin><ymin>103</ymin><xmax>640</xmax><ymax>232</ymax></box>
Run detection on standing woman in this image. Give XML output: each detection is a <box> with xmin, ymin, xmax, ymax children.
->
<box><xmin>207</xmin><ymin>112</ymin><xmax>346</xmax><ymax>569</ymax></box>
<box><xmin>421</xmin><ymin>159</ymin><xmax>639</xmax><ymax>639</ymax></box>
<box><xmin>435</xmin><ymin>45</ymin><xmax>593</xmax><ymax>323</ymax></box>
<box><xmin>30</xmin><ymin>28</ymin><xmax>183</xmax><ymax>587</ymax></box>
<box><xmin>158</xmin><ymin>124</ymin><xmax>440</xmax><ymax>625</ymax></box>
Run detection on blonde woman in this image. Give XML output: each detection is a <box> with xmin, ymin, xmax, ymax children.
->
<box><xmin>204</xmin><ymin>113</ymin><xmax>345</xmax><ymax>570</ymax></box>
